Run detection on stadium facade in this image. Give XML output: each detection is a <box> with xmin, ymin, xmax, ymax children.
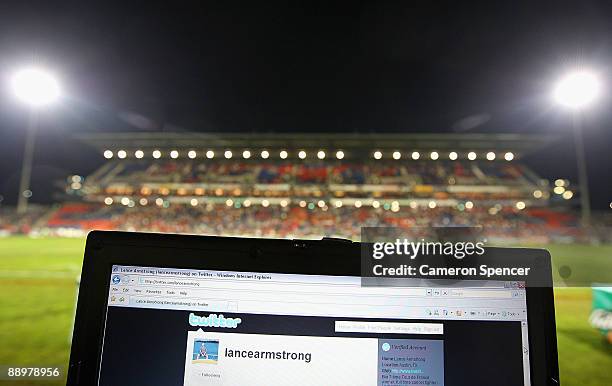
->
<box><xmin>76</xmin><ymin>132</ymin><xmax>554</xmax><ymax>206</ymax></box>
<box><xmin>4</xmin><ymin>132</ymin><xmax>588</xmax><ymax>242</ymax></box>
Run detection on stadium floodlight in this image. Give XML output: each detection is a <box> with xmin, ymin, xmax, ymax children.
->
<box><xmin>554</xmin><ymin>179</ymin><xmax>565</xmax><ymax>187</ymax></box>
<box><xmin>372</xmin><ymin>200</ymin><xmax>380</xmax><ymax>208</ymax></box>
<box><xmin>299</xmin><ymin>200</ymin><xmax>307</xmax><ymax>208</ymax></box>
<box><xmin>516</xmin><ymin>201</ymin><xmax>526</xmax><ymax>210</ymax></box>
<box><xmin>298</xmin><ymin>150</ymin><xmax>307</xmax><ymax>159</ymax></box>
<box><xmin>317</xmin><ymin>150</ymin><xmax>326</xmax><ymax>160</ymax></box>
<box><xmin>430</xmin><ymin>151</ymin><xmax>439</xmax><ymax>160</ymax></box>
<box><xmin>553</xmin><ymin>70</ymin><xmax>601</xmax><ymax>226</ymax></box>
<box><xmin>170</xmin><ymin>150</ymin><xmax>179</xmax><ymax>159</ymax></box>
<box><xmin>152</xmin><ymin>150</ymin><xmax>162</xmax><ymax>159</ymax></box>
<box><xmin>448</xmin><ymin>151</ymin><xmax>458</xmax><ymax>160</ymax></box>
<box><xmin>467</xmin><ymin>151</ymin><xmax>477</xmax><ymax>160</ymax></box>
<box><xmin>224</xmin><ymin>150</ymin><xmax>233</xmax><ymax>159</ymax></box>
<box><xmin>486</xmin><ymin>151</ymin><xmax>496</xmax><ymax>161</ymax></box>
<box><xmin>243</xmin><ymin>150</ymin><xmax>251</xmax><ymax>159</ymax></box>
<box><xmin>190</xmin><ymin>198</ymin><xmax>199</xmax><ymax>206</ymax></box>
<box><xmin>117</xmin><ymin>150</ymin><xmax>127</xmax><ymax>159</ymax></box>
<box><xmin>139</xmin><ymin>198</ymin><xmax>148</xmax><ymax>206</ymax></box>
<box><xmin>411</xmin><ymin>151</ymin><xmax>420</xmax><ymax>160</ymax></box>
<box><xmin>10</xmin><ymin>67</ymin><xmax>62</xmax><ymax>214</ymax></box>
<box><xmin>553</xmin><ymin>186</ymin><xmax>565</xmax><ymax>195</ymax></box>
<box><xmin>206</xmin><ymin>150</ymin><xmax>215</xmax><ymax>159</ymax></box>
<box><xmin>409</xmin><ymin>201</ymin><xmax>418</xmax><ymax>209</ymax></box>
<box><xmin>504</xmin><ymin>152</ymin><xmax>514</xmax><ymax>161</ymax></box>
<box><xmin>563</xmin><ymin>190</ymin><xmax>574</xmax><ymax>200</ymax></box>
<box><xmin>553</xmin><ymin>70</ymin><xmax>601</xmax><ymax>109</ymax></box>
<box><xmin>465</xmin><ymin>201</ymin><xmax>474</xmax><ymax>209</ymax></box>
<box><xmin>280</xmin><ymin>150</ymin><xmax>288</xmax><ymax>159</ymax></box>
<box><xmin>354</xmin><ymin>200</ymin><xmax>362</xmax><ymax>208</ymax></box>
<box><xmin>120</xmin><ymin>197</ymin><xmax>130</xmax><ymax>206</ymax></box>
<box><xmin>280</xmin><ymin>199</ymin><xmax>289</xmax><ymax>207</ymax></box>
<box><xmin>225</xmin><ymin>199</ymin><xmax>233</xmax><ymax>207</ymax></box>
<box><xmin>104</xmin><ymin>197</ymin><xmax>113</xmax><ymax>205</ymax></box>
<box><xmin>243</xmin><ymin>199</ymin><xmax>252</xmax><ymax>207</ymax></box>
<box><xmin>103</xmin><ymin>150</ymin><xmax>113</xmax><ymax>159</ymax></box>
<box><xmin>11</xmin><ymin>67</ymin><xmax>61</xmax><ymax>107</ymax></box>
<box><xmin>261</xmin><ymin>150</ymin><xmax>270</xmax><ymax>159</ymax></box>
<box><xmin>392</xmin><ymin>151</ymin><xmax>401</xmax><ymax>160</ymax></box>
<box><xmin>533</xmin><ymin>190</ymin><xmax>543</xmax><ymax>198</ymax></box>
<box><xmin>188</xmin><ymin>150</ymin><xmax>197</xmax><ymax>159</ymax></box>
<box><xmin>317</xmin><ymin>200</ymin><xmax>325</xmax><ymax>208</ymax></box>
<box><xmin>391</xmin><ymin>201</ymin><xmax>400</xmax><ymax>212</ymax></box>
<box><xmin>336</xmin><ymin>150</ymin><xmax>345</xmax><ymax>160</ymax></box>
<box><xmin>335</xmin><ymin>200</ymin><xmax>343</xmax><ymax>208</ymax></box>
<box><xmin>135</xmin><ymin>150</ymin><xmax>144</xmax><ymax>159</ymax></box>
<box><xmin>373</xmin><ymin>150</ymin><xmax>383</xmax><ymax>160</ymax></box>
<box><xmin>428</xmin><ymin>200</ymin><xmax>437</xmax><ymax>209</ymax></box>
<box><xmin>261</xmin><ymin>199</ymin><xmax>270</xmax><ymax>207</ymax></box>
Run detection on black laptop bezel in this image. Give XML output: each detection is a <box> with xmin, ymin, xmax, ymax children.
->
<box><xmin>67</xmin><ymin>230</ymin><xmax>559</xmax><ymax>386</ymax></box>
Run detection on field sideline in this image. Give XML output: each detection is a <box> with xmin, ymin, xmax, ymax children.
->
<box><xmin>0</xmin><ymin>237</ymin><xmax>610</xmax><ymax>386</ymax></box>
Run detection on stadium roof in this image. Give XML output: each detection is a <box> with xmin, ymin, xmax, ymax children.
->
<box><xmin>77</xmin><ymin>132</ymin><xmax>557</xmax><ymax>156</ymax></box>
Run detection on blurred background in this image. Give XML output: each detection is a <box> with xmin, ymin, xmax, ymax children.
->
<box><xmin>0</xmin><ymin>1</ymin><xmax>611</xmax><ymax>385</ymax></box>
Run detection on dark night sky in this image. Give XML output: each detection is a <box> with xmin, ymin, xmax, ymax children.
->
<box><xmin>0</xmin><ymin>1</ymin><xmax>611</xmax><ymax>208</ymax></box>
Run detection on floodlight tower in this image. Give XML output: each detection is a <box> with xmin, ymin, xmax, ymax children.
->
<box><xmin>10</xmin><ymin>67</ymin><xmax>61</xmax><ymax>213</ymax></box>
<box><xmin>553</xmin><ymin>70</ymin><xmax>601</xmax><ymax>228</ymax></box>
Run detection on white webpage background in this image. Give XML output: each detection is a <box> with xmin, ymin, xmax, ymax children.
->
<box><xmin>184</xmin><ymin>331</ymin><xmax>378</xmax><ymax>386</ymax></box>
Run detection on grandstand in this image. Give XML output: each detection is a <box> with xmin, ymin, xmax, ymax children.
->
<box><xmin>8</xmin><ymin>132</ymin><xmax>587</xmax><ymax>241</ymax></box>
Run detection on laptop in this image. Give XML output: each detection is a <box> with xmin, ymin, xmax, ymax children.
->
<box><xmin>67</xmin><ymin>231</ymin><xmax>559</xmax><ymax>385</ymax></box>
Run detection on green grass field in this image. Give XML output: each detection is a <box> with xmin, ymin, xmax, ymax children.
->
<box><xmin>0</xmin><ymin>237</ymin><xmax>610</xmax><ymax>385</ymax></box>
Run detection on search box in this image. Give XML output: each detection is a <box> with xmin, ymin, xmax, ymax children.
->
<box><xmin>335</xmin><ymin>321</ymin><xmax>443</xmax><ymax>335</ymax></box>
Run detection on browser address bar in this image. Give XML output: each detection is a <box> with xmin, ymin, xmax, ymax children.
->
<box><xmin>139</xmin><ymin>277</ymin><xmax>202</xmax><ymax>287</ymax></box>
<box><xmin>136</xmin><ymin>276</ymin><xmax>429</xmax><ymax>297</ymax></box>
<box><xmin>135</xmin><ymin>276</ymin><xmax>512</xmax><ymax>299</ymax></box>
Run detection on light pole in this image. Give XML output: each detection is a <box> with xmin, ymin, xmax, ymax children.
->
<box><xmin>553</xmin><ymin>70</ymin><xmax>601</xmax><ymax>228</ymax></box>
<box><xmin>10</xmin><ymin>67</ymin><xmax>61</xmax><ymax>214</ymax></box>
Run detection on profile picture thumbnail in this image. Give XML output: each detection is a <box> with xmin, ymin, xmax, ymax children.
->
<box><xmin>192</xmin><ymin>339</ymin><xmax>219</xmax><ymax>364</ymax></box>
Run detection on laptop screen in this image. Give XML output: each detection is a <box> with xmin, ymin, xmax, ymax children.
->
<box><xmin>100</xmin><ymin>265</ymin><xmax>531</xmax><ymax>386</ymax></box>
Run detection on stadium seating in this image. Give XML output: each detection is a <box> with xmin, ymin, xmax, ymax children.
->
<box><xmin>36</xmin><ymin>203</ymin><xmax>584</xmax><ymax>243</ymax></box>
<box><xmin>7</xmin><ymin>142</ymin><xmax>592</xmax><ymax>242</ymax></box>
<box><xmin>46</xmin><ymin>203</ymin><xmax>117</xmax><ymax>230</ymax></box>
<box><xmin>0</xmin><ymin>206</ymin><xmax>48</xmax><ymax>235</ymax></box>
<box><xmin>87</xmin><ymin>160</ymin><xmax>542</xmax><ymax>202</ymax></box>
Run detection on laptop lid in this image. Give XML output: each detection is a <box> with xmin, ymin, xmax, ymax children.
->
<box><xmin>68</xmin><ymin>231</ymin><xmax>559</xmax><ymax>386</ymax></box>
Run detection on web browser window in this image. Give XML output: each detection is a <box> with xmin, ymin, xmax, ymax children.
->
<box><xmin>100</xmin><ymin>265</ymin><xmax>531</xmax><ymax>386</ymax></box>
